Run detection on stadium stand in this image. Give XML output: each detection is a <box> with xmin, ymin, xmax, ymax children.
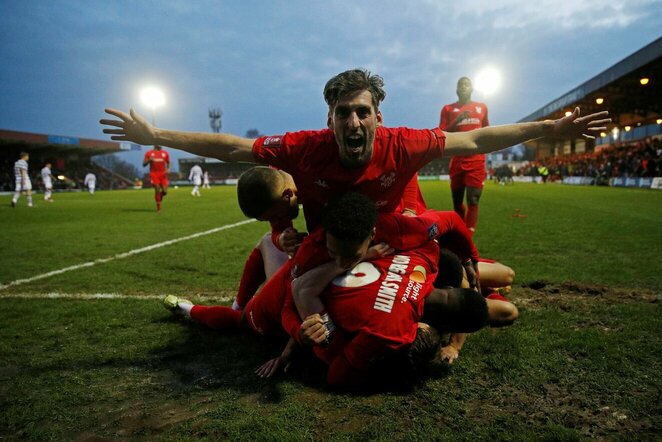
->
<box><xmin>0</xmin><ymin>129</ymin><xmax>133</xmax><ymax>192</ymax></box>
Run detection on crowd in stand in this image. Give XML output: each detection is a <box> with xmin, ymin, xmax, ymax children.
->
<box><xmin>0</xmin><ymin>160</ymin><xmax>130</xmax><ymax>192</ymax></box>
<box><xmin>518</xmin><ymin>137</ymin><xmax>662</xmax><ymax>184</ymax></box>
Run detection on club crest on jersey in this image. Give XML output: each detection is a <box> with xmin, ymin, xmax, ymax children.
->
<box><xmin>380</xmin><ymin>172</ymin><xmax>396</xmax><ymax>188</ymax></box>
<box><xmin>263</xmin><ymin>136</ymin><xmax>283</xmax><ymax>147</ymax></box>
<box><xmin>476</xmin><ymin>106</ymin><xmax>482</xmax><ymax>114</ymax></box>
<box><xmin>314</xmin><ymin>179</ymin><xmax>330</xmax><ymax>188</ymax></box>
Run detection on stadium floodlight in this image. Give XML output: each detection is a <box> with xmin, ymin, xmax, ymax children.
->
<box><xmin>612</xmin><ymin>127</ymin><xmax>620</xmax><ymax>140</ymax></box>
<box><xmin>624</xmin><ymin>126</ymin><xmax>631</xmax><ymax>132</ymax></box>
<box><xmin>657</xmin><ymin>119</ymin><xmax>662</xmax><ymax>124</ymax></box>
<box><xmin>600</xmin><ymin>132</ymin><xmax>607</xmax><ymax>138</ymax></box>
<box><xmin>640</xmin><ymin>77</ymin><xmax>650</xmax><ymax>85</ymax></box>
<box><xmin>595</xmin><ymin>98</ymin><xmax>604</xmax><ymax>105</ymax></box>
<box><xmin>474</xmin><ymin>66</ymin><xmax>501</xmax><ymax>97</ymax></box>
<box><xmin>565</xmin><ymin>111</ymin><xmax>572</xmax><ymax>117</ymax></box>
<box><xmin>140</xmin><ymin>86</ymin><xmax>166</xmax><ymax>125</ymax></box>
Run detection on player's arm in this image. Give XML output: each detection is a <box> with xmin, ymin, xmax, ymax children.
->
<box><xmin>443</xmin><ymin>108</ymin><xmax>610</xmax><ymax>156</ymax></box>
<box><xmin>102</xmin><ymin>108</ymin><xmax>256</xmax><ymax>163</ymax></box>
<box><xmin>291</xmin><ymin>260</ymin><xmax>344</xmax><ymax>322</ymax></box>
<box><xmin>439</xmin><ymin>333</ymin><xmax>467</xmax><ymax>364</ymax></box>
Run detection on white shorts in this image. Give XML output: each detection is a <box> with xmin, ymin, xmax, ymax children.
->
<box><xmin>43</xmin><ymin>179</ymin><xmax>53</xmax><ymax>190</ymax></box>
<box><xmin>192</xmin><ymin>177</ymin><xmax>202</xmax><ymax>186</ymax></box>
<box><xmin>15</xmin><ymin>178</ymin><xmax>32</xmax><ymax>191</ymax></box>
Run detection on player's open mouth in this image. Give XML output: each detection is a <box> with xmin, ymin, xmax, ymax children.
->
<box><xmin>345</xmin><ymin>134</ymin><xmax>364</xmax><ymax>152</ymax></box>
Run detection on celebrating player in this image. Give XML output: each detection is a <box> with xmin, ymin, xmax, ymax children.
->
<box><xmin>142</xmin><ymin>145</ymin><xmax>170</xmax><ymax>212</ymax></box>
<box><xmin>101</xmin><ymin>68</ymin><xmax>610</xmax><ymax>229</ymax></box>
<box><xmin>439</xmin><ymin>77</ymin><xmax>489</xmax><ymax>235</ymax></box>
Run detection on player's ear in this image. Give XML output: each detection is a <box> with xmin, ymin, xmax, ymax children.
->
<box><xmin>327</xmin><ymin>109</ymin><xmax>333</xmax><ymax>129</ymax></box>
<box><xmin>375</xmin><ymin>110</ymin><xmax>383</xmax><ymax>128</ymax></box>
<box><xmin>370</xmin><ymin>227</ymin><xmax>376</xmax><ymax>241</ymax></box>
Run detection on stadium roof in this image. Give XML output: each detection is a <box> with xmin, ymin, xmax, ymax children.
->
<box><xmin>0</xmin><ymin>129</ymin><xmax>121</xmax><ymax>156</ymax></box>
<box><xmin>519</xmin><ymin>36</ymin><xmax>662</xmax><ymax>128</ymax></box>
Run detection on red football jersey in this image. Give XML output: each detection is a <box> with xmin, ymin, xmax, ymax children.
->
<box><xmin>321</xmin><ymin>240</ymin><xmax>439</xmax><ymax>351</ymax></box>
<box><xmin>144</xmin><ymin>149</ymin><xmax>170</xmax><ymax>174</ymax></box>
<box><xmin>439</xmin><ymin>101</ymin><xmax>489</xmax><ymax>167</ymax></box>
<box><xmin>253</xmin><ymin>127</ymin><xmax>446</xmax><ymax>230</ymax></box>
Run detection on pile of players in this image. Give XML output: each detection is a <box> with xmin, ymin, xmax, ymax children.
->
<box><xmin>101</xmin><ymin>68</ymin><xmax>609</xmax><ymax>388</ymax></box>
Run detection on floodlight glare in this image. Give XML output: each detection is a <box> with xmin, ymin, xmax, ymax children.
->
<box><xmin>657</xmin><ymin>119</ymin><xmax>662</xmax><ymax>124</ymax></box>
<box><xmin>565</xmin><ymin>111</ymin><xmax>572</xmax><ymax>117</ymax></box>
<box><xmin>474</xmin><ymin>67</ymin><xmax>502</xmax><ymax>96</ymax></box>
<box><xmin>600</xmin><ymin>132</ymin><xmax>607</xmax><ymax>138</ymax></box>
<box><xmin>624</xmin><ymin>126</ymin><xmax>631</xmax><ymax>132</ymax></box>
<box><xmin>140</xmin><ymin>86</ymin><xmax>166</xmax><ymax>110</ymax></box>
<box><xmin>595</xmin><ymin>98</ymin><xmax>604</xmax><ymax>105</ymax></box>
<box><xmin>640</xmin><ymin>77</ymin><xmax>649</xmax><ymax>85</ymax></box>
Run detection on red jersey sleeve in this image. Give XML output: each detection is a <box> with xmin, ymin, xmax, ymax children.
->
<box><xmin>439</xmin><ymin>105</ymin><xmax>452</xmax><ymax>130</ymax></box>
<box><xmin>374</xmin><ymin>210</ymin><xmax>478</xmax><ymax>260</ymax></box>
<box><xmin>397</xmin><ymin>174</ymin><xmax>423</xmax><ymax>214</ymax></box>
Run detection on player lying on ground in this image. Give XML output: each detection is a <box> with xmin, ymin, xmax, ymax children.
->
<box><xmin>102</xmin><ymin>68</ymin><xmax>610</xmax><ymax>231</ymax></box>
<box><xmin>164</xmin><ymin>195</ymin><xmax>489</xmax><ymax>387</ymax></box>
<box><xmin>231</xmin><ymin>167</ymin><xmax>515</xmax><ymax>364</ymax></box>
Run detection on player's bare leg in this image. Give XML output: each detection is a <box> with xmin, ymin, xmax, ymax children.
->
<box><xmin>477</xmin><ymin>261</ymin><xmax>515</xmax><ymax>290</ymax></box>
<box><xmin>486</xmin><ymin>298</ymin><xmax>519</xmax><ymax>327</ymax></box>
<box><xmin>451</xmin><ymin>186</ymin><xmax>466</xmax><ymax>220</ymax></box>
<box><xmin>464</xmin><ymin>186</ymin><xmax>482</xmax><ymax>235</ymax></box>
<box><xmin>154</xmin><ymin>184</ymin><xmax>163</xmax><ymax>212</ymax></box>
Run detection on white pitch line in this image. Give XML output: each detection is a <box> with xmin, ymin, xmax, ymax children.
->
<box><xmin>0</xmin><ymin>219</ymin><xmax>256</xmax><ymax>291</ymax></box>
<box><xmin>0</xmin><ymin>292</ymin><xmax>233</xmax><ymax>302</ymax></box>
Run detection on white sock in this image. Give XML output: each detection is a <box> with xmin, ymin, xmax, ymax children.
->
<box><xmin>27</xmin><ymin>195</ymin><xmax>33</xmax><ymax>206</ymax></box>
<box><xmin>178</xmin><ymin>300</ymin><xmax>194</xmax><ymax>317</ymax></box>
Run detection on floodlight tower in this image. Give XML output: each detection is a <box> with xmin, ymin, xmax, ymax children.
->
<box><xmin>209</xmin><ymin>108</ymin><xmax>223</xmax><ymax>133</ymax></box>
<box><xmin>140</xmin><ymin>86</ymin><xmax>166</xmax><ymax>125</ymax></box>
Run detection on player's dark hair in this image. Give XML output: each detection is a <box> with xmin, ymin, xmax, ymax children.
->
<box><xmin>422</xmin><ymin>288</ymin><xmax>488</xmax><ymax>333</ymax></box>
<box><xmin>434</xmin><ymin>248</ymin><xmax>464</xmax><ymax>288</ymax></box>
<box><xmin>19</xmin><ymin>152</ymin><xmax>29</xmax><ymax>158</ymax></box>
<box><xmin>237</xmin><ymin>166</ymin><xmax>281</xmax><ymax>218</ymax></box>
<box><xmin>322</xmin><ymin>192</ymin><xmax>377</xmax><ymax>244</ymax></box>
<box><xmin>324</xmin><ymin>69</ymin><xmax>386</xmax><ymax>110</ymax></box>
<box><xmin>406</xmin><ymin>324</ymin><xmax>442</xmax><ymax>378</ymax></box>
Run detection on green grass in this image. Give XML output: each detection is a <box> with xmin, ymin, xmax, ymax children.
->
<box><xmin>1</xmin><ymin>183</ymin><xmax>661</xmax><ymax>440</ymax></box>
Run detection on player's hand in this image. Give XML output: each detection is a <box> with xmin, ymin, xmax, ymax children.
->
<box><xmin>549</xmin><ymin>107</ymin><xmax>610</xmax><ymax>140</ymax></box>
<box><xmin>439</xmin><ymin>345</ymin><xmax>460</xmax><ymax>364</ymax></box>
<box><xmin>365</xmin><ymin>242</ymin><xmax>394</xmax><ymax>261</ymax></box>
<box><xmin>255</xmin><ymin>356</ymin><xmax>291</xmax><ymax>378</ymax></box>
<box><xmin>100</xmin><ymin>108</ymin><xmax>157</xmax><ymax>145</ymax></box>
<box><xmin>300</xmin><ymin>313</ymin><xmax>327</xmax><ymax>346</ymax></box>
<box><xmin>401</xmin><ymin>208</ymin><xmax>417</xmax><ymax>217</ymax></box>
<box><xmin>279</xmin><ymin>228</ymin><xmax>307</xmax><ymax>256</ymax></box>
<box><xmin>463</xmin><ymin>259</ymin><xmax>480</xmax><ymax>292</ymax></box>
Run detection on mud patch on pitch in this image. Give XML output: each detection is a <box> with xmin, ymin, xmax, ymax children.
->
<box><xmin>512</xmin><ymin>280</ymin><xmax>659</xmax><ymax>310</ymax></box>
<box><xmin>467</xmin><ymin>383</ymin><xmax>656</xmax><ymax>439</ymax></box>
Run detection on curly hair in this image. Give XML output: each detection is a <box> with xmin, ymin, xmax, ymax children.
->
<box><xmin>323</xmin><ymin>69</ymin><xmax>386</xmax><ymax>110</ymax></box>
<box><xmin>321</xmin><ymin>192</ymin><xmax>377</xmax><ymax>244</ymax></box>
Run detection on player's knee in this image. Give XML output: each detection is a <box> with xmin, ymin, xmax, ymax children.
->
<box><xmin>488</xmin><ymin>301</ymin><xmax>519</xmax><ymax>327</ymax></box>
<box><xmin>505</xmin><ymin>267</ymin><xmax>516</xmax><ymax>285</ymax></box>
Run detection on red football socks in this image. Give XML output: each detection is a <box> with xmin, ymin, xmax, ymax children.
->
<box><xmin>190</xmin><ymin>305</ymin><xmax>242</xmax><ymax>329</ymax></box>
<box><xmin>465</xmin><ymin>204</ymin><xmax>479</xmax><ymax>234</ymax></box>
